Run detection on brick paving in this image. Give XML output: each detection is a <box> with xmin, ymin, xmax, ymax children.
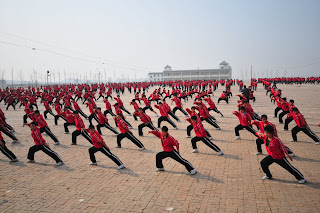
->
<box><xmin>0</xmin><ymin>83</ymin><xmax>319</xmax><ymax>212</ymax></box>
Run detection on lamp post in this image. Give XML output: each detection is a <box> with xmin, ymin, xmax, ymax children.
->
<box><xmin>47</xmin><ymin>70</ymin><xmax>50</xmax><ymax>85</ymax></box>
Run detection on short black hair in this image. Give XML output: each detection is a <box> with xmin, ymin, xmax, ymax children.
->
<box><xmin>282</xmin><ymin>97</ymin><xmax>287</xmax><ymax>101</ymax></box>
<box><xmin>34</xmin><ymin>110</ymin><xmax>40</xmax><ymax>114</ymax></box>
<box><xmin>138</xmin><ymin>107</ymin><xmax>143</xmax><ymax>110</ymax></box>
<box><xmin>73</xmin><ymin>111</ymin><xmax>79</xmax><ymax>114</ymax></box>
<box><xmin>264</xmin><ymin>125</ymin><xmax>274</xmax><ymax>134</ymax></box>
<box><xmin>261</xmin><ymin>114</ymin><xmax>268</xmax><ymax>119</ymax></box>
<box><xmin>132</xmin><ymin>99</ymin><xmax>135</xmax><ymax>102</ymax></box>
<box><xmin>243</xmin><ymin>100</ymin><xmax>248</xmax><ymax>103</ymax></box>
<box><xmin>289</xmin><ymin>99</ymin><xmax>294</xmax><ymax>103</ymax></box>
<box><xmin>191</xmin><ymin>106</ymin><xmax>196</xmax><ymax>110</ymax></box>
<box><xmin>191</xmin><ymin>116</ymin><xmax>197</xmax><ymax>120</ymax></box>
<box><xmin>161</xmin><ymin>126</ymin><xmax>168</xmax><ymax>132</ymax></box>
<box><xmin>30</xmin><ymin>122</ymin><xmax>37</xmax><ymax>126</ymax></box>
<box><xmin>292</xmin><ymin>107</ymin><xmax>299</xmax><ymax>112</ymax></box>
<box><xmin>88</xmin><ymin>125</ymin><xmax>95</xmax><ymax>129</ymax></box>
<box><xmin>158</xmin><ymin>102</ymin><xmax>162</xmax><ymax>105</ymax></box>
<box><xmin>240</xmin><ymin>106</ymin><xmax>246</xmax><ymax>111</ymax></box>
<box><xmin>96</xmin><ymin>107</ymin><xmax>101</xmax><ymax>110</ymax></box>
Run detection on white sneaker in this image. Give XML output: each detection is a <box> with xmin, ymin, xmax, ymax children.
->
<box><xmin>217</xmin><ymin>151</ymin><xmax>224</xmax><ymax>156</ymax></box>
<box><xmin>89</xmin><ymin>162</ymin><xmax>97</xmax><ymax>166</ymax></box>
<box><xmin>298</xmin><ymin>178</ymin><xmax>306</xmax><ymax>184</ymax></box>
<box><xmin>155</xmin><ymin>114</ymin><xmax>159</xmax><ymax>117</ymax></box>
<box><xmin>262</xmin><ymin>175</ymin><xmax>271</xmax><ymax>180</ymax></box>
<box><xmin>128</xmin><ymin>114</ymin><xmax>133</xmax><ymax>116</ymax></box>
<box><xmin>186</xmin><ymin>135</ymin><xmax>191</xmax><ymax>138</ymax></box>
<box><xmin>290</xmin><ymin>139</ymin><xmax>297</xmax><ymax>142</ymax></box>
<box><xmin>234</xmin><ymin>136</ymin><xmax>241</xmax><ymax>140</ymax></box>
<box><xmin>115</xmin><ymin>146</ymin><xmax>121</xmax><ymax>148</ymax></box>
<box><xmin>27</xmin><ymin>160</ymin><xmax>35</xmax><ymax>163</ymax></box>
<box><xmin>256</xmin><ymin>152</ymin><xmax>262</xmax><ymax>155</ymax></box>
<box><xmin>12</xmin><ymin>140</ymin><xmax>19</xmax><ymax>143</ymax></box>
<box><xmin>129</xmin><ymin>126</ymin><xmax>133</xmax><ymax>129</ymax></box>
<box><xmin>10</xmin><ymin>158</ymin><xmax>18</xmax><ymax>162</ymax></box>
<box><xmin>117</xmin><ymin>164</ymin><xmax>125</xmax><ymax>170</ymax></box>
<box><xmin>156</xmin><ymin>168</ymin><xmax>164</xmax><ymax>172</ymax></box>
<box><xmin>289</xmin><ymin>152</ymin><xmax>295</xmax><ymax>157</ymax></box>
<box><xmin>174</xmin><ymin>127</ymin><xmax>178</xmax><ymax>130</ymax></box>
<box><xmin>64</xmin><ymin>132</ymin><xmax>70</xmax><ymax>134</ymax></box>
<box><xmin>10</xmin><ymin>129</ymin><xmax>15</xmax><ymax>133</ymax></box>
<box><xmin>177</xmin><ymin>120</ymin><xmax>181</xmax><ymax>122</ymax></box>
<box><xmin>54</xmin><ymin>142</ymin><xmax>60</xmax><ymax>145</ymax></box>
<box><xmin>139</xmin><ymin>147</ymin><xmax>145</xmax><ymax>151</ymax></box>
<box><xmin>217</xmin><ymin>128</ymin><xmax>221</xmax><ymax>130</ymax></box>
<box><xmin>190</xmin><ymin>169</ymin><xmax>197</xmax><ymax>175</ymax></box>
<box><xmin>209</xmin><ymin>137</ymin><xmax>213</xmax><ymax>140</ymax></box>
<box><xmin>315</xmin><ymin>142</ymin><xmax>320</xmax><ymax>145</ymax></box>
<box><xmin>192</xmin><ymin>149</ymin><xmax>199</xmax><ymax>153</ymax></box>
<box><xmin>56</xmin><ymin>161</ymin><xmax>64</xmax><ymax>166</ymax></box>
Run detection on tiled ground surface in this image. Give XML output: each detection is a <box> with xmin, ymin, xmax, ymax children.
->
<box><xmin>0</xmin><ymin>83</ymin><xmax>319</xmax><ymax>212</ymax></box>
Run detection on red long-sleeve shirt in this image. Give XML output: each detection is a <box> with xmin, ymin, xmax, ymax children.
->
<box><xmin>151</xmin><ymin>130</ymin><xmax>179</xmax><ymax>152</ymax></box>
<box><xmin>186</xmin><ymin>118</ymin><xmax>207</xmax><ymax>137</ymax></box>
<box><xmin>293</xmin><ymin>113</ymin><xmax>307</xmax><ymax>127</ymax></box>
<box><xmin>75</xmin><ymin>116</ymin><xmax>85</xmax><ymax>130</ymax></box>
<box><xmin>115</xmin><ymin>118</ymin><xmax>130</xmax><ymax>134</ymax></box>
<box><xmin>31</xmin><ymin>128</ymin><xmax>46</xmax><ymax>145</ymax></box>
<box><xmin>256</xmin><ymin>134</ymin><xmax>288</xmax><ymax>159</ymax></box>
<box><xmin>97</xmin><ymin>112</ymin><xmax>108</xmax><ymax>124</ymax></box>
<box><xmin>139</xmin><ymin>112</ymin><xmax>151</xmax><ymax>123</ymax></box>
<box><xmin>233</xmin><ymin>111</ymin><xmax>252</xmax><ymax>126</ymax></box>
<box><xmin>89</xmin><ymin>130</ymin><xmax>105</xmax><ymax>148</ymax></box>
<box><xmin>154</xmin><ymin>105</ymin><xmax>168</xmax><ymax>117</ymax></box>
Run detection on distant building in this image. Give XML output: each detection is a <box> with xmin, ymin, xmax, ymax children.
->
<box><xmin>148</xmin><ymin>61</ymin><xmax>232</xmax><ymax>82</ymax></box>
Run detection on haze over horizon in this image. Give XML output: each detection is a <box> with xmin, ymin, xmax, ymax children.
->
<box><xmin>0</xmin><ymin>0</ymin><xmax>319</xmax><ymax>82</ymax></box>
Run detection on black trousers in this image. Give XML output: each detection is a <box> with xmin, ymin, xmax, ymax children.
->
<box><xmin>138</xmin><ymin>122</ymin><xmax>158</xmax><ymax>136</ymax></box>
<box><xmin>27</xmin><ymin>145</ymin><xmax>62</xmax><ymax>163</ymax></box>
<box><xmin>120</xmin><ymin>106</ymin><xmax>131</xmax><ymax>115</ymax></box>
<box><xmin>252</xmin><ymin>113</ymin><xmax>261</xmax><ymax>121</ymax></box>
<box><xmin>89</xmin><ymin>113</ymin><xmax>99</xmax><ymax>125</ymax></box>
<box><xmin>274</xmin><ymin>107</ymin><xmax>282</xmax><ymax>117</ymax></box>
<box><xmin>187</xmin><ymin>125</ymin><xmax>211</xmax><ymax>137</ymax></box>
<box><xmin>291</xmin><ymin>126</ymin><xmax>320</xmax><ymax>142</ymax></box>
<box><xmin>217</xmin><ymin>97</ymin><xmax>228</xmax><ymax>104</ymax></box>
<box><xmin>30</xmin><ymin>103</ymin><xmax>38</xmax><ymax>109</ymax></box>
<box><xmin>0</xmin><ymin>140</ymin><xmax>17</xmax><ymax>160</ymax></box>
<box><xmin>142</xmin><ymin>105</ymin><xmax>154</xmax><ymax>112</ymax></box>
<box><xmin>97</xmin><ymin>123</ymin><xmax>119</xmax><ymax>135</ymax></box>
<box><xmin>0</xmin><ymin>126</ymin><xmax>17</xmax><ymax>141</ymax></box>
<box><xmin>72</xmin><ymin>130</ymin><xmax>92</xmax><ymax>145</ymax></box>
<box><xmin>256</xmin><ymin>138</ymin><xmax>293</xmax><ymax>154</ymax></box>
<box><xmin>104</xmin><ymin>109</ymin><xmax>115</xmax><ymax>117</ymax></box>
<box><xmin>115</xmin><ymin>116</ymin><xmax>132</xmax><ymax>128</ymax></box>
<box><xmin>202</xmin><ymin>117</ymin><xmax>220</xmax><ymax>129</ymax></box>
<box><xmin>173</xmin><ymin>107</ymin><xmax>188</xmax><ymax>116</ymax></box>
<box><xmin>117</xmin><ymin>132</ymin><xmax>144</xmax><ymax>148</ymax></box>
<box><xmin>156</xmin><ymin>150</ymin><xmax>194</xmax><ymax>172</ymax></box>
<box><xmin>3</xmin><ymin>120</ymin><xmax>14</xmax><ymax>132</ymax></box>
<box><xmin>44</xmin><ymin>110</ymin><xmax>55</xmax><ymax>119</ymax></box>
<box><xmin>77</xmin><ymin>109</ymin><xmax>88</xmax><ymax>119</ymax></box>
<box><xmin>54</xmin><ymin>115</ymin><xmax>67</xmax><ymax>125</ymax></box>
<box><xmin>75</xmin><ymin>96</ymin><xmax>82</xmax><ymax>102</ymax></box>
<box><xmin>208</xmin><ymin>107</ymin><xmax>223</xmax><ymax>116</ymax></box>
<box><xmin>40</xmin><ymin>126</ymin><xmax>59</xmax><ymax>142</ymax></box>
<box><xmin>6</xmin><ymin>103</ymin><xmax>15</xmax><ymax>110</ymax></box>
<box><xmin>89</xmin><ymin>146</ymin><xmax>122</xmax><ymax>165</ymax></box>
<box><xmin>158</xmin><ymin>116</ymin><xmax>177</xmax><ymax>128</ymax></box>
<box><xmin>278</xmin><ymin>111</ymin><xmax>289</xmax><ymax>123</ymax></box>
<box><xmin>64</xmin><ymin>122</ymin><xmax>75</xmax><ymax>133</ymax></box>
<box><xmin>96</xmin><ymin>95</ymin><xmax>104</xmax><ymax>100</ymax></box>
<box><xmin>191</xmin><ymin>136</ymin><xmax>220</xmax><ymax>152</ymax></box>
<box><xmin>284</xmin><ymin>118</ymin><xmax>293</xmax><ymax>130</ymax></box>
<box><xmin>167</xmin><ymin>111</ymin><xmax>180</xmax><ymax>121</ymax></box>
<box><xmin>261</xmin><ymin>155</ymin><xmax>304</xmax><ymax>180</ymax></box>
<box><xmin>235</xmin><ymin>124</ymin><xmax>256</xmax><ymax>136</ymax></box>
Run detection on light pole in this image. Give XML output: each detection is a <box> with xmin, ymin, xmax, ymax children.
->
<box><xmin>47</xmin><ymin>70</ymin><xmax>50</xmax><ymax>85</ymax></box>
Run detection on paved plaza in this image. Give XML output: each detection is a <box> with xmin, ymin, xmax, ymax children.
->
<box><xmin>0</xmin><ymin>83</ymin><xmax>319</xmax><ymax>212</ymax></box>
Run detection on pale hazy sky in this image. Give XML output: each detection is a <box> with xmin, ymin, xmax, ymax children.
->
<box><xmin>0</xmin><ymin>0</ymin><xmax>319</xmax><ymax>82</ymax></box>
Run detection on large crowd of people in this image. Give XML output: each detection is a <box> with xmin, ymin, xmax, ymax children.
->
<box><xmin>1</xmin><ymin>77</ymin><xmax>319</xmax><ymax>184</ymax></box>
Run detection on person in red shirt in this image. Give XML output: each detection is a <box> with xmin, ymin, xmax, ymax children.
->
<box><xmin>33</xmin><ymin>111</ymin><xmax>60</xmax><ymax>145</ymax></box>
<box><xmin>86</xmin><ymin>99</ymin><xmax>99</xmax><ymax>126</ymax></box>
<box><xmin>185</xmin><ymin>107</ymin><xmax>212</xmax><ymax>139</ymax></box>
<box><xmin>140</xmin><ymin>94</ymin><xmax>158</xmax><ymax>116</ymax></box>
<box><xmin>71</xmin><ymin>99</ymin><xmax>88</xmax><ymax>119</ymax></box>
<box><xmin>291</xmin><ymin>108</ymin><xmax>320</xmax><ymax>144</ymax></box>
<box><xmin>53</xmin><ymin>101</ymin><xmax>67</xmax><ymax>125</ymax></box>
<box><xmin>0</xmin><ymin>131</ymin><xmax>18</xmax><ymax>162</ymax></box>
<box><xmin>26</xmin><ymin>122</ymin><xmax>63</xmax><ymax>165</ymax></box>
<box><xmin>130</xmin><ymin>99</ymin><xmax>140</xmax><ymax>121</ymax></box>
<box><xmin>204</xmin><ymin>95</ymin><xmax>224</xmax><ymax>117</ymax></box>
<box><xmin>252</xmin><ymin>114</ymin><xmax>294</xmax><ymax>156</ymax></box>
<box><xmin>114</xmin><ymin>95</ymin><xmax>131</xmax><ymax>115</ymax></box>
<box><xmin>233</xmin><ymin>106</ymin><xmax>256</xmax><ymax>140</ymax></box>
<box><xmin>273</xmin><ymin>94</ymin><xmax>283</xmax><ymax>117</ymax></box>
<box><xmin>71</xmin><ymin>111</ymin><xmax>92</xmax><ymax>145</ymax></box>
<box><xmin>162</xmin><ymin>99</ymin><xmax>178</xmax><ymax>121</ymax></box>
<box><xmin>171</xmin><ymin>95</ymin><xmax>188</xmax><ymax>117</ymax></box>
<box><xmin>194</xmin><ymin>102</ymin><xmax>221</xmax><ymax>129</ymax></box>
<box><xmin>137</xmin><ymin>108</ymin><xmax>158</xmax><ymax>136</ymax></box>
<box><xmin>113</xmin><ymin>103</ymin><xmax>132</xmax><ymax>128</ymax></box>
<box><xmin>283</xmin><ymin>99</ymin><xmax>295</xmax><ymax>131</ymax></box>
<box><xmin>0</xmin><ymin>107</ymin><xmax>15</xmax><ymax>132</ymax></box>
<box><xmin>278</xmin><ymin>97</ymin><xmax>290</xmax><ymax>123</ymax></box>
<box><xmin>114</xmin><ymin>114</ymin><xmax>145</xmax><ymax>150</ymax></box>
<box><xmin>186</xmin><ymin>116</ymin><xmax>223</xmax><ymax>155</ymax></box>
<box><xmin>23</xmin><ymin>106</ymin><xmax>36</xmax><ymax>124</ymax></box>
<box><xmin>95</xmin><ymin>108</ymin><xmax>118</xmax><ymax>135</ymax></box>
<box><xmin>63</xmin><ymin>107</ymin><xmax>75</xmax><ymax>134</ymax></box>
<box><xmin>148</xmin><ymin>126</ymin><xmax>196</xmax><ymax>175</ymax></box>
<box><xmin>86</xmin><ymin>125</ymin><xmax>125</xmax><ymax>169</ymax></box>
<box><xmin>257</xmin><ymin>125</ymin><xmax>305</xmax><ymax>184</ymax></box>
<box><xmin>6</xmin><ymin>95</ymin><xmax>16</xmax><ymax>110</ymax></box>
<box><xmin>103</xmin><ymin>97</ymin><xmax>115</xmax><ymax>117</ymax></box>
<box><xmin>154</xmin><ymin>102</ymin><xmax>177</xmax><ymax>129</ymax></box>
<box><xmin>217</xmin><ymin>91</ymin><xmax>228</xmax><ymax>104</ymax></box>
<box><xmin>41</xmin><ymin>98</ymin><xmax>56</xmax><ymax>119</ymax></box>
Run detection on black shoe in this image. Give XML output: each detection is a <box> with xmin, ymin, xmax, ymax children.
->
<box><xmin>71</xmin><ymin>143</ymin><xmax>77</xmax><ymax>145</ymax></box>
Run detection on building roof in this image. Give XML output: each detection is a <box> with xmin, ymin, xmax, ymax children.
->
<box><xmin>148</xmin><ymin>72</ymin><xmax>162</xmax><ymax>74</ymax></box>
<box><xmin>165</xmin><ymin>65</ymin><xmax>172</xmax><ymax>69</ymax></box>
<box><xmin>163</xmin><ymin>68</ymin><xmax>230</xmax><ymax>73</ymax></box>
<box><xmin>219</xmin><ymin>61</ymin><xmax>229</xmax><ymax>66</ymax></box>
